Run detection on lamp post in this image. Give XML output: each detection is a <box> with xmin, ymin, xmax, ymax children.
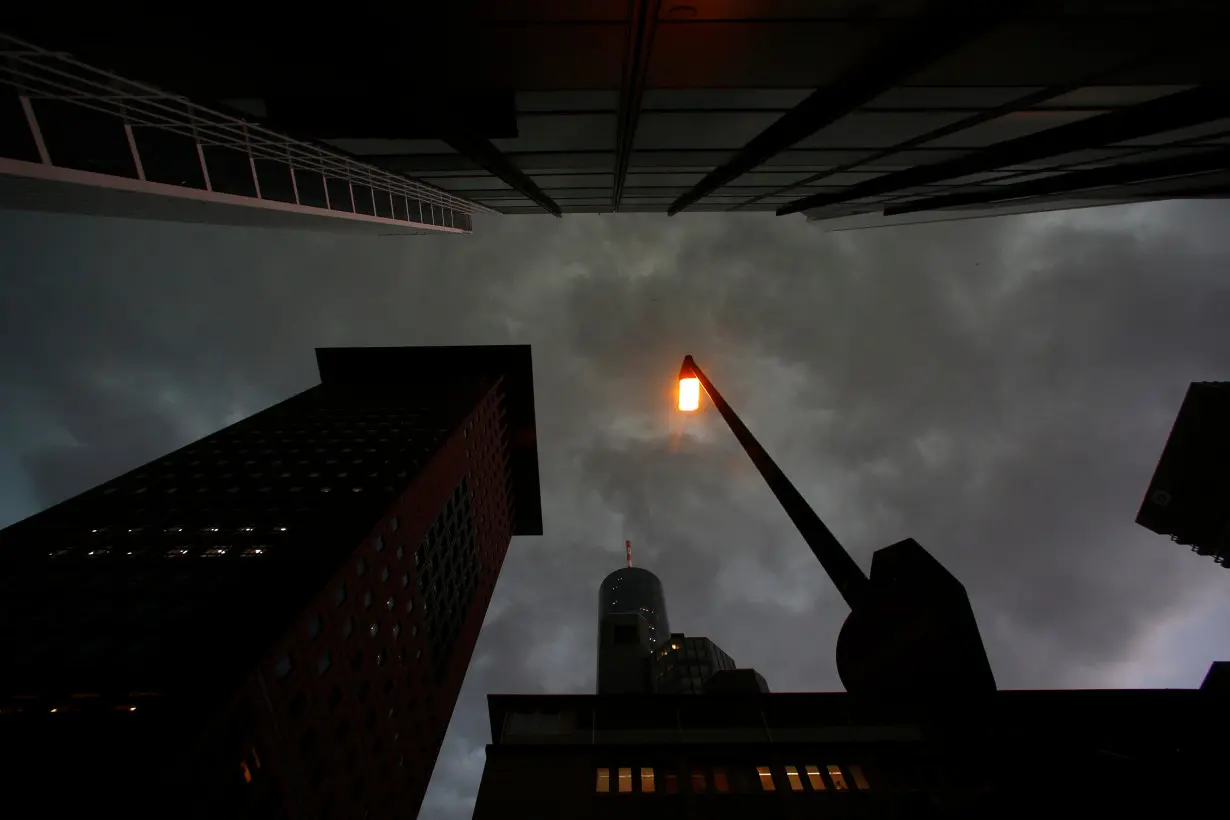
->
<box><xmin>678</xmin><ymin>354</ymin><xmax>997</xmax><ymax>695</ymax></box>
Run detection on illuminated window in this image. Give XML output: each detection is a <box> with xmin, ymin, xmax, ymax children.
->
<box><xmin>369</xmin><ymin>623</ymin><xmax>379</xmax><ymax>638</ymax></box>
<box><xmin>785</xmin><ymin>765</ymin><xmax>803</xmax><ymax>791</ymax></box>
<box><xmin>757</xmin><ymin>767</ymin><xmax>775</xmax><ymax>791</ymax></box>
<box><xmin>241</xmin><ymin>760</ymin><xmax>253</xmax><ymax>784</ymax></box>
<box><xmin>596</xmin><ymin>768</ymin><xmax>610</xmax><ymax>793</ymax></box>
<box><xmin>691</xmin><ymin>769</ymin><xmax>707</xmax><ymax>793</ymax></box>
<box><xmin>618</xmin><ymin>768</ymin><xmax>632</xmax><ymax>793</ymax></box>
<box><xmin>850</xmin><ymin>765</ymin><xmax>871</xmax><ymax>790</ymax></box>
<box><xmin>641</xmin><ymin>768</ymin><xmax>655</xmax><ymax>793</ymax></box>
<box><xmin>242</xmin><ymin>547</ymin><xmax>265</xmax><ymax>557</ymax></box>
<box><xmin>827</xmin><ymin>765</ymin><xmax>849</xmax><ymax>791</ymax></box>
<box><xmin>713</xmin><ymin>768</ymin><xmax>730</xmax><ymax>793</ymax></box>
<box><xmin>166</xmin><ymin>548</ymin><xmax>189</xmax><ymax>558</ymax></box>
<box><xmin>204</xmin><ymin>547</ymin><xmax>228</xmax><ymax>558</ymax></box>
<box><xmin>805</xmin><ymin>765</ymin><xmax>826</xmax><ymax>790</ymax></box>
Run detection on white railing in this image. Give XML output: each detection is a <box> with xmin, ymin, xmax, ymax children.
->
<box><xmin>0</xmin><ymin>32</ymin><xmax>496</xmax><ymax>224</ymax></box>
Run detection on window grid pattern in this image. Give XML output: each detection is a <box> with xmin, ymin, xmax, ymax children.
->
<box><xmin>593</xmin><ymin>763</ymin><xmax>869</xmax><ymax>795</ymax></box>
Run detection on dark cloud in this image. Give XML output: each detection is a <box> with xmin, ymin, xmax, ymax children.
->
<box><xmin>2</xmin><ymin>201</ymin><xmax>1228</xmax><ymax>818</ymax></box>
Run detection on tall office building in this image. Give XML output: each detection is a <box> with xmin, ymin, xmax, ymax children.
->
<box><xmin>473</xmin><ymin>671</ymin><xmax>1229</xmax><ymax>819</ymax></box>
<box><xmin>1137</xmin><ymin>381</ymin><xmax>1230</xmax><ymax>567</ymax></box>
<box><xmin>0</xmin><ymin>345</ymin><xmax>541</xmax><ymax>819</ymax></box>
<box><xmin>6</xmin><ymin>2</ymin><xmax>1228</xmax><ymax>227</ymax></box>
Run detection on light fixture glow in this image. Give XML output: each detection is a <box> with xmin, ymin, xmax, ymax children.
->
<box><xmin>678</xmin><ymin>377</ymin><xmax>700</xmax><ymax>411</ymax></box>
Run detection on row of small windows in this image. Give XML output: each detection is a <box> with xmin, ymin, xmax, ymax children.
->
<box><xmin>596</xmin><ymin>764</ymin><xmax>869</xmax><ymax>794</ymax></box>
<box><xmin>54</xmin><ymin>545</ymin><xmax>270</xmax><ymax>559</ymax></box>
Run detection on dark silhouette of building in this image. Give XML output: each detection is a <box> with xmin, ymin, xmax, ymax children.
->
<box><xmin>598</xmin><ymin>566</ymin><xmax>670</xmax><ymax>694</ymax></box>
<box><xmin>5</xmin><ymin>2</ymin><xmax>1230</xmax><ymax>227</ymax></box>
<box><xmin>0</xmin><ymin>345</ymin><xmax>541</xmax><ymax>819</ymax></box>
<box><xmin>472</xmin><ymin>671</ymin><xmax>1230</xmax><ymax>819</ymax></box>
<box><xmin>653</xmin><ymin>633</ymin><xmax>738</xmax><ymax>695</ymax></box>
<box><xmin>1137</xmin><ymin>381</ymin><xmax>1230</xmax><ymax>567</ymax></box>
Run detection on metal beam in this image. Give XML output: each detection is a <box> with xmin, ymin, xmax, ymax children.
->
<box><xmin>612</xmin><ymin>0</ymin><xmax>661</xmax><ymax>212</ymax></box>
<box><xmin>430</xmin><ymin>107</ymin><xmax>561</xmax><ymax>217</ymax></box>
<box><xmin>779</xmin><ymin>85</ymin><xmax>1230</xmax><ymax>216</ymax></box>
<box><xmin>666</xmin><ymin>0</ymin><xmax>1020</xmax><ymax>216</ymax></box>
<box><xmin>882</xmin><ymin>147</ymin><xmax>1230</xmax><ymax>216</ymax></box>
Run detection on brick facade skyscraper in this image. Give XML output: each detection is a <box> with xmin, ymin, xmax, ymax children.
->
<box><xmin>0</xmin><ymin>345</ymin><xmax>541</xmax><ymax>819</ymax></box>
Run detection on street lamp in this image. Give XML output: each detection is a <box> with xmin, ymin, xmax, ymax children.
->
<box><xmin>677</xmin><ymin>354</ymin><xmax>997</xmax><ymax>695</ymax></box>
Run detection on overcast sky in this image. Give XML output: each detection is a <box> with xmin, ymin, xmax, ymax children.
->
<box><xmin>2</xmin><ymin>202</ymin><xmax>1229</xmax><ymax>817</ymax></box>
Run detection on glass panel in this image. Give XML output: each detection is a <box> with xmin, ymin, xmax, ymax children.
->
<box><xmin>641</xmin><ymin>768</ymin><xmax>655</xmax><ymax>793</ymax></box>
<box><xmin>596</xmin><ymin>768</ymin><xmax>610</xmax><ymax>793</ymax></box>
<box><xmin>850</xmin><ymin>764</ymin><xmax>871</xmax><ymax>790</ymax></box>
<box><xmin>692</xmin><ymin>769</ymin><xmax>706</xmax><ymax>793</ymax></box>
<box><xmin>827</xmin><ymin>765</ymin><xmax>849</xmax><ymax>791</ymax></box>
<box><xmin>785</xmin><ymin>765</ymin><xmax>804</xmax><ymax>791</ymax></box>
<box><xmin>713</xmin><ymin>768</ymin><xmax>730</xmax><ymax>793</ymax></box>
<box><xmin>806</xmin><ymin>765</ymin><xmax>826</xmax><ymax>791</ymax></box>
<box><xmin>618</xmin><ymin>768</ymin><xmax>632</xmax><ymax>793</ymax></box>
<box><xmin>757</xmin><ymin>766</ymin><xmax>775</xmax><ymax>791</ymax></box>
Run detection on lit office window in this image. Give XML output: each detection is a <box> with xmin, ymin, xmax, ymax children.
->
<box><xmin>757</xmin><ymin>767</ymin><xmax>775</xmax><ymax>791</ymax></box>
<box><xmin>641</xmin><ymin>768</ymin><xmax>655</xmax><ymax>793</ymax></box>
<box><xmin>785</xmin><ymin>765</ymin><xmax>804</xmax><ymax>791</ymax></box>
<box><xmin>850</xmin><ymin>765</ymin><xmax>871</xmax><ymax>790</ymax></box>
<box><xmin>596</xmin><ymin>768</ymin><xmax>610</xmax><ymax>793</ymax></box>
<box><xmin>827</xmin><ymin>765</ymin><xmax>849</xmax><ymax>791</ymax></box>
<box><xmin>618</xmin><ymin>768</ymin><xmax>632</xmax><ymax>793</ymax></box>
<box><xmin>805</xmin><ymin>765</ymin><xmax>826</xmax><ymax>790</ymax></box>
<box><xmin>692</xmin><ymin>769</ymin><xmax>706</xmax><ymax>793</ymax></box>
<box><xmin>713</xmin><ymin>768</ymin><xmax>730</xmax><ymax>793</ymax></box>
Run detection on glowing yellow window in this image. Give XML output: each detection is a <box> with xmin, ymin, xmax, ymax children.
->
<box><xmin>850</xmin><ymin>764</ymin><xmax>871</xmax><ymax>790</ymax></box>
<box><xmin>785</xmin><ymin>765</ymin><xmax>804</xmax><ymax>791</ymax></box>
<box><xmin>618</xmin><ymin>767</ymin><xmax>633</xmax><ymax>793</ymax></box>
<box><xmin>713</xmin><ymin>768</ymin><xmax>730</xmax><ymax>793</ymax></box>
<box><xmin>805</xmin><ymin>765</ymin><xmax>826</xmax><ymax>790</ymax></box>
<box><xmin>827</xmin><ymin>765</ymin><xmax>849</xmax><ymax>791</ymax></box>
<box><xmin>641</xmin><ymin>768</ymin><xmax>655</xmax><ymax>793</ymax></box>
<box><xmin>596</xmin><ymin>768</ymin><xmax>610</xmax><ymax>793</ymax></box>
<box><xmin>240</xmin><ymin>760</ymin><xmax>253</xmax><ymax>784</ymax></box>
<box><xmin>757</xmin><ymin>766</ymin><xmax>775</xmax><ymax>791</ymax></box>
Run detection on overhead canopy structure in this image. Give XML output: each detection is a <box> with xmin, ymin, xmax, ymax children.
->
<box><xmin>4</xmin><ymin>1</ymin><xmax>1230</xmax><ymax>226</ymax></box>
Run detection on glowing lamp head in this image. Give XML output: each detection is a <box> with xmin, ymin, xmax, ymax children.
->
<box><xmin>678</xmin><ymin>377</ymin><xmax>700</xmax><ymax>411</ymax></box>
<box><xmin>678</xmin><ymin>356</ymin><xmax>701</xmax><ymax>411</ymax></box>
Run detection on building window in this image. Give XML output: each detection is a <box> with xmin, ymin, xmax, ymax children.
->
<box><xmin>402</xmin><ymin>573</ymin><xmax>410</xmax><ymax>589</ymax></box>
<box><xmin>243</xmin><ymin>547</ymin><xmax>265</xmax><ymax>557</ymax></box>
<box><xmin>307</xmin><ymin>615</ymin><xmax>323</xmax><ymax>640</ymax></box>
<box><xmin>392</xmin><ymin>622</ymin><xmax>401</xmax><ymax>639</ymax></box>
<box><xmin>386</xmin><ymin>595</ymin><xmax>395</xmax><ymax>611</ymax></box>
<box><xmin>357</xmin><ymin>558</ymin><xmax>367</xmax><ymax>576</ymax></box>
<box><xmin>396</xmin><ymin>546</ymin><xmax>404</xmax><ymax>561</ymax></box>
<box><xmin>785</xmin><ymin>766</ymin><xmax>803</xmax><ymax>791</ymax></box>
<box><xmin>343</xmin><ymin>617</ymin><xmax>354</xmax><ymax>639</ymax></box>
<box><xmin>380</xmin><ymin>566</ymin><xmax>389</xmax><ymax>582</ymax></box>
<box><xmin>664</xmin><ymin>773</ymin><xmax>678</xmax><ymax>793</ymax></box>
<box><xmin>316</xmin><ymin>649</ymin><xmax>332</xmax><ymax>675</ymax></box>
<box><xmin>827</xmin><ymin>766</ymin><xmax>849</xmax><ymax>791</ymax></box>
<box><xmin>363</xmin><ymin>591</ymin><xmax>374</xmax><ymax>609</ymax></box>
<box><xmin>618</xmin><ymin>768</ymin><xmax>632</xmax><ymax>793</ymax></box>
<box><xmin>369</xmin><ymin>623</ymin><xmax>379</xmax><ymax>638</ymax></box>
<box><xmin>390</xmin><ymin>516</ymin><xmax>399</xmax><ymax>531</ymax></box>
<box><xmin>805</xmin><ymin>765</ymin><xmax>826</xmax><ymax>791</ymax></box>
<box><xmin>374</xmin><ymin>536</ymin><xmax>384</xmax><ymax>552</ymax></box>
<box><xmin>850</xmin><ymin>765</ymin><xmax>871</xmax><ymax>790</ymax></box>
<box><xmin>691</xmin><ymin>769</ymin><xmax>706</xmax><ymax>793</ymax></box>
<box><xmin>757</xmin><ymin>767</ymin><xmax>775</xmax><ymax>791</ymax></box>
<box><xmin>333</xmin><ymin>585</ymin><xmax>347</xmax><ymax>605</ymax></box>
<box><xmin>204</xmin><ymin>547</ymin><xmax>228</xmax><ymax>558</ymax></box>
<box><xmin>274</xmin><ymin>656</ymin><xmax>293</xmax><ymax>678</ymax></box>
<box><xmin>640</xmin><ymin>768</ymin><xmax>655</xmax><ymax>793</ymax></box>
<box><xmin>713</xmin><ymin>768</ymin><xmax>730</xmax><ymax>793</ymax></box>
<box><xmin>596</xmin><ymin>768</ymin><xmax>610</xmax><ymax>793</ymax></box>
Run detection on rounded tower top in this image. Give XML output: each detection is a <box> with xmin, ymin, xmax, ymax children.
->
<box><xmin>598</xmin><ymin>567</ymin><xmax>670</xmax><ymax>648</ymax></box>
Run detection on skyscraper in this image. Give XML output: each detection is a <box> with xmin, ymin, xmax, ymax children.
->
<box><xmin>0</xmin><ymin>345</ymin><xmax>541</xmax><ymax>819</ymax></box>
<box><xmin>6</xmin><ymin>2</ymin><xmax>1227</xmax><ymax>227</ymax></box>
<box><xmin>1137</xmin><ymin>381</ymin><xmax>1230</xmax><ymax>567</ymax></box>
